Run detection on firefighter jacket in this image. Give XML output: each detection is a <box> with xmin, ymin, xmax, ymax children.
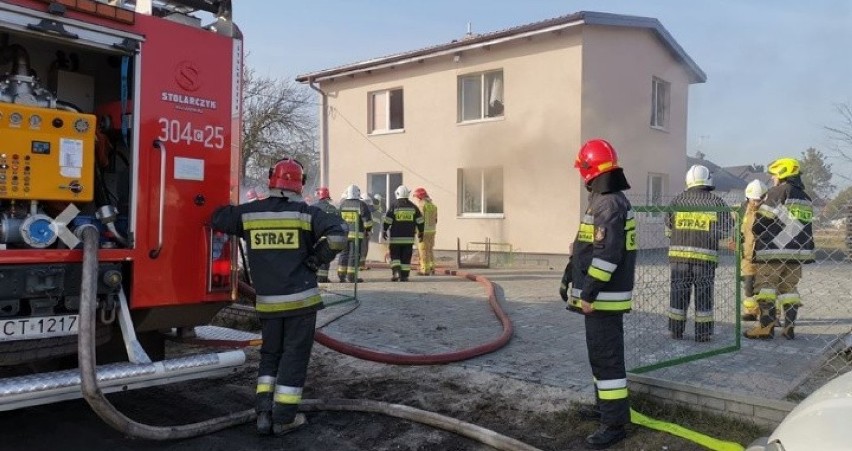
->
<box><xmin>313</xmin><ymin>198</ymin><xmax>339</xmax><ymax>216</ymax></box>
<box><xmin>739</xmin><ymin>200</ymin><xmax>759</xmax><ymax>263</ymax></box>
<box><xmin>568</xmin><ymin>169</ymin><xmax>636</xmax><ymax>315</ymax></box>
<box><xmin>665</xmin><ymin>187</ymin><xmax>733</xmax><ymax>266</ymax></box>
<box><xmin>753</xmin><ymin>176</ymin><xmax>815</xmax><ymax>263</ymax></box>
<box><xmin>339</xmin><ymin>198</ymin><xmax>373</xmax><ymax>240</ymax></box>
<box><xmin>383</xmin><ymin>198</ymin><xmax>424</xmax><ymax>245</ymax></box>
<box><xmin>211</xmin><ymin>193</ymin><xmax>347</xmax><ymax>318</ymax></box>
<box><xmin>418</xmin><ymin>199</ymin><xmax>438</xmax><ymax>234</ymax></box>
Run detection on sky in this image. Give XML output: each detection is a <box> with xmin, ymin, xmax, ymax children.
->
<box><xmin>236</xmin><ymin>0</ymin><xmax>852</xmax><ymax>184</ymax></box>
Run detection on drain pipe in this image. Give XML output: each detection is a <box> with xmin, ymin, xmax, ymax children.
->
<box><xmin>77</xmin><ymin>225</ymin><xmax>256</xmax><ymax>440</ymax></box>
<box><xmin>78</xmin><ymin>226</ymin><xmax>538</xmax><ymax>449</ymax></box>
<box><xmin>308</xmin><ymin>78</ymin><xmax>329</xmax><ymax>188</ymax></box>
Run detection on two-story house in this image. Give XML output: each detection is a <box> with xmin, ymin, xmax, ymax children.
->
<box><xmin>296</xmin><ymin>11</ymin><xmax>706</xmax><ymax>255</ymax></box>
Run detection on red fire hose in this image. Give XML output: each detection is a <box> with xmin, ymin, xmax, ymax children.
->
<box><xmin>238</xmin><ymin>269</ymin><xmax>513</xmax><ymax>365</ymax></box>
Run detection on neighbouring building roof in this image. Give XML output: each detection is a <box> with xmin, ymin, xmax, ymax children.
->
<box><xmin>723</xmin><ymin>164</ymin><xmax>773</xmax><ymax>186</ymax></box>
<box><xmin>295</xmin><ymin>11</ymin><xmax>706</xmax><ymax>84</ymax></box>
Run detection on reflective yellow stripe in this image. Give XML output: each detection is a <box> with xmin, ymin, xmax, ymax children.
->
<box><xmin>593</xmin><ymin>300</ymin><xmax>631</xmax><ymax>311</ymax></box>
<box><xmin>254</xmin><ymin>295</ymin><xmax>322</xmax><ymax>313</ymax></box>
<box><xmin>578</xmin><ymin>223</ymin><xmax>594</xmax><ymax>242</ymax></box>
<box><xmin>667</xmin><ymin>312</ymin><xmax>686</xmax><ymax>321</ymax></box>
<box><xmin>274</xmin><ymin>393</ymin><xmax>302</xmax><ymax>405</ymax></box>
<box><xmin>256</xmin><ymin>384</ymin><xmax>273</xmax><ymax>394</ymax></box>
<box><xmin>668</xmin><ymin>250</ymin><xmax>718</xmax><ymax>262</ymax></box>
<box><xmin>243</xmin><ymin>219</ymin><xmax>311</xmax><ymax>231</ymax></box>
<box><xmin>588</xmin><ymin>266</ymin><xmax>612</xmax><ymax>282</ymax></box>
<box><xmin>598</xmin><ymin>388</ymin><xmax>629</xmax><ymax>400</ymax></box>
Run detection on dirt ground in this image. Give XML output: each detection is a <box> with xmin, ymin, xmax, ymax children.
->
<box><xmin>2</xmin><ymin>341</ymin><xmax>766</xmax><ymax>451</ymax></box>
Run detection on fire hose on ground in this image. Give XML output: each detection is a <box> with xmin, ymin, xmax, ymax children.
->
<box><xmin>75</xmin><ymin>225</ymin><xmax>542</xmax><ymax>450</ymax></box>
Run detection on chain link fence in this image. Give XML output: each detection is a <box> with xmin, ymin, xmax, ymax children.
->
<box><xmin>623</xmin><ymin>195</ymin><xmax>852</xmax><ymax>400</ymax></box>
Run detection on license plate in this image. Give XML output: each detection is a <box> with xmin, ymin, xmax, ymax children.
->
<box><xmin>0</xmin><ymin>315</ymin><xmax>79</xmax><ymax>342</ymax></box>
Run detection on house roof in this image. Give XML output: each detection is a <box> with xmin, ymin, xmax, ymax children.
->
<box><xmin>295</xmin><ymin>11</ymin><xmax>706</xmax><ymax>84</ymax></box>
<box><xmin>723</xmin><ymin>165</ymin><xmax>774</xmax><ymax>186</ymax></box>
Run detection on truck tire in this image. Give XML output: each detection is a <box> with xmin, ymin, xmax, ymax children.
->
<box><xmin>0</xmin><ymin>323</ymin><xmax>112</xmax><ymax>367</ymax></box>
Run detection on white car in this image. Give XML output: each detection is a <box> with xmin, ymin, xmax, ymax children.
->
<box><xmin>747</xmin><ymin>370</ymin><xmax>852</xmax><ymax>451</ymax></box>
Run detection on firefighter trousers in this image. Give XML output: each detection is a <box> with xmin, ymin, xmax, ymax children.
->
<box><xmin>360</xmin><ymin>231</ymin><xmax>370</xmax><ymax>267</ymax></box>
<box><xmin>754</xmin><ymin>261</ymin><xmax>802</xmax><ymax>328</ymax></box>
<box><xmin>389</xmin><ymin>243</ymin><xmax>414</xmax><ymax>280</ymax></box>
<box><xmin>585</xmin><ymin>313</ymin><xmax>630</xmax><ymax>426</ymax></box>
<box><xmin>668</xmin><ymin>261</ymin><xmax>716</xmax><ymax>339</ymax></box>
<box><xmin>256</xmin><ymin>312</ymin><xmax>317</xmax><ymax>424</ymax></box>
<box><xmin>418</xmin><ymin>232</ymin><xmax>436</xmax><ymax>273</ymax></box>
<box><xmin>336</xmin><ymin>238</ymin><xmax>361</xmax><ymax>281</ymax></box>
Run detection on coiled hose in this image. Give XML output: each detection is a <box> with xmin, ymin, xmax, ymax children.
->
<box><xmin>77</xmin><ymin>226</ymin><xmax>541</xmax><ymax>450</ymax></box>
<box><xmin>240</xmin><ymin>269</ymin><xmax>513</xmax><ymax>364</ymax></box>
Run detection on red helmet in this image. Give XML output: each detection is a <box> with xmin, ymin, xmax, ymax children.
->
<box><xmin>315</xmin><ymin>187</ymin><xmax>330</xmax><ymax>200</ymax></box>
<box><xmin>268</xmin><ymin>158</ymin><xmax>305</xmax><ymax>193</ymax></box>
<box><xmin>575</xmin><ymin>139</ymin><xmax>619</xmax><ymax>183</ymax></box>
<box><xmin>413</xmin><ymin>187</ymin><xmax>429</xmax><ymax>200</ymax></box>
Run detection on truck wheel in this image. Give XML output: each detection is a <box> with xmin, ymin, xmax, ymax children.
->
<box><xmin>0</xmin><ymin>323</ymin><xmax>113</xmax><ymax>367</ymax></box>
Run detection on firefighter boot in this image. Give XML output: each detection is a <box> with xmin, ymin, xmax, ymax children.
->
<box><xmin>668</xmin><ymin>318</ymin><xmax>685</xmax><ymax>340</ymax></box>
<box><xmin>317</xmin><ymin>276</ymin><xmax>330</xmax><ymax>283</ymax></box>
<box><xmin>744</xmin><ymin>302</ymin><xmax>776</xmax><ymax>340</ymax></box>
<box><xmin>695</xmin><ymin>321</ymin><xmax>714</xmax><ymax>342</ymax></box>
<box><xmin>391</xmin><ymin>269</ymin><xmax>400</xmax><ymax>282</ymax></box>
<box><xmin>781</xmin><ymin>305</ymin><xmax>799</xmax><ymax>340</ymax></box>
<box><xmin>741</xmin><ymin>297</ymin><xmax>759</xmax><ymax>321</ymax></box>
<box><xmin>585</xmin><ymin>424</ymin><xmax>627</xmax><ymax>449</ymax></box>
<box><xmin>256</xmin><ymin>411</ymin><xmax>272</xmax><ymax>435</ymax></box>
<box><xmin>273</xmin><ymin>413</ymin><xmax>306</xmax><ymax>436</ymax></box>
<box><xmin>577</xmin><ymin>404</ymin><xmax>602</xmax><ymax>420</ymax></box>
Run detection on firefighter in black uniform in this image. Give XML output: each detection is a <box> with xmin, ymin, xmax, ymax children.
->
<box><xmin>211</xmin><ymin>158</ymin><xmax>347</xmax><ymax>436</ymax></box>
<box><xmin>383</xmin><ymin>185</ymin><xmax>424</xmax><ymax>281</ymax></box>
<box><xmin>666</xmin><ymin>164</ymin><xmax>733</xmax><ymax>342</ymax></box>
<box><xmin>745</xmin><ymin>158</ymin><xmax>815</xmax><ymax>340</ymax></box>
<box><xmin>337</xmin><ymin>185</ymin><xmax>373</xmax><ymax>283</ymax></box>
<box><xmin>560</xmin><ymin>139</ymin><xmax>635</xmax><ymax>449</ymax></box>
<box><xmin>311</xmin><ymin>186</ymin><xmax>338</xmax><ymax>283</ymax></box>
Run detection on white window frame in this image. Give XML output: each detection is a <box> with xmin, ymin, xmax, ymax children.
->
<box><xmin>457</xmin><ymin>167</ymin><xmax>504</xmax><ymax>218</ymax></box>
<box><xmin>651</xmin><ymin>77</ymin><xmax>670</xmax><ymax>130</ymax></box>
<box><xmin>457</xmin><ymin>70</ymin><xmax>504</xmax><ymax>123</ymax></box>
<box><xmin>647</xmin><ymin>173</ymin><xmax>667</xmax><ymax>217</ymax></box>
<box><xmin>368</xmin><ymin>88</ymin><xmax>404</xmax><ymax>135</ymax></box>
<box><xmin>368</xmin><ymin>172</ymin><xmax>403</xmax><ymax>211</ymax></box>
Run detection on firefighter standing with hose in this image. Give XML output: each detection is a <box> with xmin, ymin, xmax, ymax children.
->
<box><xmin>560</xmin><ymin>139</ymin><xmax>635</xmax><ymax>449</ymax></box>
<box><xmin>383</xmin><ymin>185</ymin><xmax>424</xmax><ymax>282</ymax></box>
<box><xmin>666</xmin><ymin>165</ymin><xmax>733</xmax><ymax>342</ymax></box>
<box><xmin>210</xmin><ymin>159</ymin><xmax>347</xmax><ymax>435</ymax></box>
<box><xmin>745</xmin><ymin>158</ymin><xmax>815</xmax><ymax>340</ymax></box>
<box><xmin>312</xmin><ymin>187</ymin><xmax>339</xmax><ymax>283</ymax></box>
<box><xmin>736</xmin><ymin>180</ymin><xmax>768</xmax><ymax>321</ymax></box>
<box><xmin>338</xmin><ymin>185</ymin><xmax>373</xmax><ymax>283</ymax></box>
<box><xmin>413</xmin><ymin>187</ymin><xmax>438</xmax><ymax>275</ymax></box>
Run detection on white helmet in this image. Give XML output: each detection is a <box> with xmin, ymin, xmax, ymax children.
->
<box><xmin>685</xmin><ymin>164</ymin><xmax>713</xmax><ymax>188</ymax></box>
<box><xmin>394</xmin><ymin>185</ymin><xmax>411</xmax><ymax>199</ymax></box>
<box><xmin>344</xmin><ymin>184</ymin><xmax>361</xmax><ymax>200</ymax></box>
<box><xmin>745</xmin><ymin>179</ymin><xmax>768</xmax><ymax>200</ymax></box>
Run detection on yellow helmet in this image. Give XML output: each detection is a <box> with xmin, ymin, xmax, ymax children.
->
<box><xmin>767</xmin><ymin>158</ymin><xmax>800</xmax><ymax>179</ymax></box>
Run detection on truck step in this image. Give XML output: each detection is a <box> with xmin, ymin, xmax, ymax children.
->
<box><xmin>0</xmin><ymin>350</ymin><xmax>245</xmax><ymax>411</ymax></box>
<box><xmin>169</xmin><ymin>326</ymin><xmax>262</xmax><ymax>348</ymax></box>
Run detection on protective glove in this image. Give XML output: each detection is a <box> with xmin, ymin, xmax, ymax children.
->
<box><xmin>381</xmin><ymin>231</ymin><xmax>389</xmax><ymax>241</ymax></box>
<box><xmin>559</xmin><ymin>260</ymin><xmax>573</xmax><ymax>302</ymax></box>
<box><xmin>304</xmin><ymin>254</ymin><xmax>321</xmax><ymax>273</ymax></box>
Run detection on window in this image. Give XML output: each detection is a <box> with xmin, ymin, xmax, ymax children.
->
<box><xmin>458</xmin><ymin>167</ymin><xmax>504</xmax><ymax>216</ymax></box>
<box><xmin>368</xmin><ymin>172</ymin><xmax>403</xmax><ymax>211</ymax></box>
<box><xmin>369</xmin><ymin>88</ymin><xmax>404</xmax><ymax>133</ymax></box>
<box><xmin>458</xmin><ymin>70</ymin><xmax>504</xmax><ymax>122</ymax></box>
<box><xmin>651</xmin><ymin>77</ymin><xmax>670</xmax><ymax>129</ymax></box>
<box><xmin>647</xmin><ymin>173</ymin><xmax>667</xmax><ymax>216</ymax></box>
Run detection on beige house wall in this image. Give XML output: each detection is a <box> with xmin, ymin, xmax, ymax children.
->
<box><xmin>581</xmin><ymin>26</ymin><xmax>691</xmax><ymax>205</ymax></box>
<box><xmin>318</xmin><ymin>24</ymin><xmax>696</xmax><ymax>255</ymax></box>
<box><xmin>320</xmin><ymin>31</ymin><xmax>585</xmax><ymax>254</ymax></box>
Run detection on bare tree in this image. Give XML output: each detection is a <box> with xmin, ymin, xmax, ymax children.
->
<box><xmin>241</xmin><ymin>66</ymin><xmax>317</xmax><ymax>184</ymax></box>
<box><xmin>825</xmin><ymin>102</ymin><xmax>852</xmax><ymax>182</ymax></box>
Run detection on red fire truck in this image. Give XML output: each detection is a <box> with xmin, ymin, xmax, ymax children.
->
<box><xmin>0</xmin><ymin>0</ymin><xmax>245</xmax><ymax>411</ymax></box>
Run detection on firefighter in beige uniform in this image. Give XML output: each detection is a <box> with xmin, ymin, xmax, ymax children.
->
<box><xmin>738</xmin><ymin>180</ymin><xmax>768</xmax><ymax>321</ymax></box>
<box><xmin>413</xmin><ymin>187</ymin><xmax>438</xmax><ymax>275</ymax></box>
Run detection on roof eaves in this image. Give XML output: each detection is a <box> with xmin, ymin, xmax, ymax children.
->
<box><xmin>296</xmin><ymin>13</ymin><xmax>585</xmax><ymax>83</ymax></box>
<box><xmin>581</xmin><ymin>11</ymin><xmax>706</xmax><ymax>83</ymax></box>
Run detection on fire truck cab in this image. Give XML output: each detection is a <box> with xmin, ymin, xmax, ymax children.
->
<box><xmin>0</xmin><ymin>0</ymin><xmax>244</xmax><ymax>410</ymax></box>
